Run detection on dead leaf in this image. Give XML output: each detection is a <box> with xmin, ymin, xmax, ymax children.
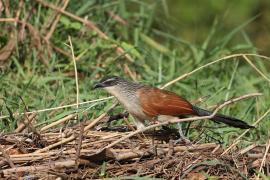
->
<box><xmin>0</xmin><ymin>36</ymin><xmax>16</xmax><ymax>64</ymax></box>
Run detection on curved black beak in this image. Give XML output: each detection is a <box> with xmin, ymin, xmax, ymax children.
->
<box><xmin>93</xmin><ymin>82</ymin><xmax>105</xmax><ymax>89</ymax></box>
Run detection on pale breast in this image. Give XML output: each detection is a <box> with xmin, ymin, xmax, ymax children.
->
<box><xmin>117</xmin><ymin>93</ymin><xmax>149</xmax><ymax>120</ymax></box>
<box><xmin>104</xmin><ymin>86</ymin><xmax>150</xmax><ymax>121</ymax></box>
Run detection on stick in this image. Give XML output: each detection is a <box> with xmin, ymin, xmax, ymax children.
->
<box><xmin>10</xmin><ymin>149</ymin><xmax>93</xmax><ymax>158</ymax></box>
<box><xmin>162</xmin><ymin>53</ymin><xmax>270</xmax><ymax>89</ymax></box>
<box><xmin>243</xmin><ymin>55</ymin><xmax>270</xmax><ymax>83</ymax></box>
<box><xmin>68</xmin><ymin>36</ymin><xmax>79</xmax><ymax>114</ymax></box>
<box><xmin>238</xmin><ymin>143</ymin><xmax>257</xmax><ymax>155</ymax></box>
<box><xmin>35</xmin><ymin>135</ymin><xmax>76</xmax><ymax>153</ymax></box>
<box><xmin>35</xmin><ymin>103</ymin><xmax>117</xmax><ymax>153</ymax></box>
<box><xmin>76</xmin><ymin>120</ymin><xmax>84</xmax><ymax>163</ymax></box>
<box><xmin>221</xmin><ymin>107</ymin><xmax>270</xmax><ymax>155</ymax></box>
<box><xmin>35</xmin><ymin>0</ymin><xmax>134</xmax><ymax>62</ymax></box>
<box><xmin>256</xmin><ymin>138</ymin><xmax>270</xmax><ymax>180</ymax></box>
<box><xmin>45</xmin><ymin>0</ymin><xmax>69</xmax><ymax>41</ymax></box>
<box><xmin>0</xmin><ymin>96</ymin><xmax>114</xmax><ymax>120</ymax></box>
<box><xmin>4</xmin><ymin>149</ymin><xmax>94</xmax><ymax>164</ymax></box>
<box><xmin>1</xmin><ymin>160</ymin><xmax>89</xmax><ymax>177</ymax></box>
<box><xmin>15</xmin><ymin>113</ymin><xmax>37</xmax><ymax>133</ymax></box>
<box><xmin>113</xmin><ymin>143</ymin><xmax>216</xmax><ymax>161</ymax></box>
<box><xmin>0</xmin><ymin>145</ymin><xmax>15</xmax><ymax>168</ymax></box>
<box><xmin>40</xmin><ymin>114</ymin><xmax>76</xmax><ymax>132</ymax></box>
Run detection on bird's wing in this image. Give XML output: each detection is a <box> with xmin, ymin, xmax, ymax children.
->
<box><xmin>137</xmin><ymin>87</ymin><xmax>195</xmax><ymax>117</ymax></box>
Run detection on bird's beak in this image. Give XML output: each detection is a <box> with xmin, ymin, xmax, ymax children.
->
<box><xmin>93</xmin><ymin>82</ymin><xmax>105</xmax><ymax>89</ymax></box>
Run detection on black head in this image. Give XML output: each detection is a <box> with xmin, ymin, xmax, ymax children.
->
<box><xmin>93</xmin><ymin>76</ymin><xmax>122</xmax><ymax>89</ymax></box>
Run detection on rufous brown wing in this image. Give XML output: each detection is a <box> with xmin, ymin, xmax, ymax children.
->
<box><xmin>137</xmin><ymin>87</ymin><xmax>195</xmax><ymax>117</ymax></box>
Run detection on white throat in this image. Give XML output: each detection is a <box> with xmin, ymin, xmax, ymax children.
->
<box><xmin>104</xmin><ymin>86</ymin><xmax>121</xmax><ymax>98</ymax></box>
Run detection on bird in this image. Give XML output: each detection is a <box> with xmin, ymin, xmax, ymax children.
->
<box><xmin>94</xmin><ymin>76</ymin><xmax>254</xmax><ymax>141</ymax></box>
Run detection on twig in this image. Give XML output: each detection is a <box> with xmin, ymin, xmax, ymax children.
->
<box><xmin>15</xmin><ymin>113</ymin><xmax>37</xmax><ymax>133</ymax></box>
<box><xmin>45</xmin><ymin>0</ymin><xmax>69</xmax><ymax>40</ymax></box>
<box><xmin>98</xmin><ymin>93</ymin><xmax>261</xmax><ymax>153</ymax></box>
<box><xmin>0</xmin><ymin>145</ymin><xmax>15</xmax><ymax>168</ymax></box>
<box><xmin>238</xmin><ymin>143</ymin><xmax>257</xmax><ymax>155</ymax></box>
<box><xmin>0</xmin><ymin>17</ymin><xmax>73</xmax><ymax>60</ymax></box>
<box><xmin>19</xmin><ymin>97</ymin><xmax>42</xmax><ymax>142</ymax></box>
<box><xmin>68</xmin><ymin>36</ymin><xmax>79</xmax><ymax>111</ymax></box>
<box><xmin>1</xmin><ymin>160</ymin><xmax>89</xmax><ymax>177</ymax></box>
<box><xmin>35</xmin><ymin>0</ymin><xmax>134</xmax><ymax>62</ymax></box>
<box><xmin>257</xmin><ymin>138</ymin><xmax>270</xmax><ymax>180</ymax></box>
<box><xmin>68</xmin><ymin>36</ymin><xmax>79</xmax><ymax>122</ymax></box>
<box><xmin>40</xmin><ymin>114</ymin><xmax>76</xmax><ymax>132</ymax></box>
<box><xmin>35</xmin><ymin>134</ymin><xmax>76</xmax><ymax>153</ymax></box>
<box><xmin>48</xmin><ymin>101</ymin><xmax>66</xmax><ymax>117</ymax></box>
<box><xmin>123</xmin><ymin>63</ymin><xmax>137</xmax><ymax>81</ymax></box>
<box><xmin>9</xmin><ymin>149</ymin><xmax>93</xmax><ymax>158</ymax></box>
<box><xmin>248</xmin><ymin>153</ymin><xmax>270</xmax><ymax>159</ymax></box>
<box><xmin>35</xmin><ymin>0</ymin><xmax>105</xmax><ymax>37</ymax></box>
<box><xmin>76</xmin><ymin>120</ymin><xmax>84</xmax><ymax>163</ymax></box>
<box><xmin>14</xmin><ymin>0</ymin><xmax>23</xmax><ymax>21</ymax></box>
<box><xmin>35</xmin><ymin>103</ymin><xmax>117</xmax><ymax>153</ymax></box>
<box><xmin>162</xmin><ymin>53</ymin><xmax>270</xmax><ymax>89</ymax></box>
<box><xmin>221</xmin><ymin>107</ymin><xmax>270</xmax><ymax>155</ymax></box>
<box><xmin>211</xmin><ymin>144</ymin><xmax>221</xmax><ymax>153</ymax></box>
<box><xmin>0</xmin><ymin>96</ymin><xmax>114</xmax><ymax>120</ymax></box>
<box><xmin>83</xmin><ymin>103</ymin><xmax>118</xmax><ymax>132</ymax></box>
<box><xmin>243</xmin><ymin>55</ymin><xmax>270</xmax><ymax>83</ymax></box>
<box><xmin>107</xmin><ymin>10</ymin><xmax>128</xmax><ymax>26</ymax></box>
<box><xmin>113</xmin><ymin>143</ymin><xmax>216</xmax><ymax>161</ymax></box>
<box><xmin>0</xmin><ymin>18</ymin><xmax>16</xmax><ymax>22</ymax></box>
<box><xmin>51</xmin><ymin>44</ymin><xmax>72</xmax><ymax>58</ymax></box>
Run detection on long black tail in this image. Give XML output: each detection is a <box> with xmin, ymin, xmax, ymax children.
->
<box><xmin>192</xmin><ymin>106</ymin><xmax>254</xmax><ymax>129</ymax></box>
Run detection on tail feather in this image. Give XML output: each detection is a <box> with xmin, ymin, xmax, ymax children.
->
<box><xmin>192</xmin><ymin>106</ymin><xmax>254</xmax><ymax>129</ymax></box>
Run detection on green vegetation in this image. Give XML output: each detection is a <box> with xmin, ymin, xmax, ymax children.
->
<box><xmin>0</xmin><ymin>0</ymin><xmax>269</xmax><ymax>178</ymax></box>
<box><xmin>1</xmin><ymin>0</ymin><xmax>269</xmax><ymax>142</ymax></box>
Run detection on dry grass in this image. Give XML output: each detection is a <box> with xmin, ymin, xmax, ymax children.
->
<box><xmin>0</xmin><ymin>120</ymin><xmax>269</xmax><ymax>179</ymax></box>
<box><xmin>0</xmin><ymin>0</ymin><xmax>270</xmax><ymax>179</ymax></box>
<box><xmin>0</xmin><ymin>91</ymin><xmax>269</xmax><ymax>179</ymax></box>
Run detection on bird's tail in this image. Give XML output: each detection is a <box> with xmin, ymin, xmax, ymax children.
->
<box><xmin>192</xmin><ymin>106</ymin><xmax>254</xmax><ymax>129</ymax></box>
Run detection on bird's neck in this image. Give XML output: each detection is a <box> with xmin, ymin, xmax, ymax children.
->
<box><xmin>104</xmin><ymin>86</ymin><xmax>124</xmax><ymax>99</ymax></box>
<box><xmin>104</xmin><ymin>83</ymin><xmax>142</xmax><ymax>105</ymax></box>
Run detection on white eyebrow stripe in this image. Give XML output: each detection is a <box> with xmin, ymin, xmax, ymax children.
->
<box><xmin>103</xmin><ymin>79</ymin><xmax>114</xmax><ymax>83</ymax></box>
<box><xmin>104</xmin><ymin>76</ymin><xmax>119</xmax><ymax>82</ymax></box>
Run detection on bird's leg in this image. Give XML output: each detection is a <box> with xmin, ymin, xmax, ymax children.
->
<box><xmin>132</xmin><ymin>116</ymin><xmax>146</xmax><ymax>130</ymax></box>
<box><xmin>158</xmin><ymin>115</ymin><xmax>191</xmax><ymax>145</ymax></box>
<box><xmin>175</xmin><ymin>122</ymin><xmax>191</xmax><ymax>145</ymax></box>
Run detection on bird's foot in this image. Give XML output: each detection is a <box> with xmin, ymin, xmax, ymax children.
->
<box><xmin>174</xmin><ymin>137</ymin><xmax>192</xmax><ymax>145</ymax></box>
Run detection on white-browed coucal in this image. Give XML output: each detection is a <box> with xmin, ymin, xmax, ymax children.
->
<box><xmin>94</xmin><ymin>76</ymin><xmax>254</xmax><ymax>138</ymax></box>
